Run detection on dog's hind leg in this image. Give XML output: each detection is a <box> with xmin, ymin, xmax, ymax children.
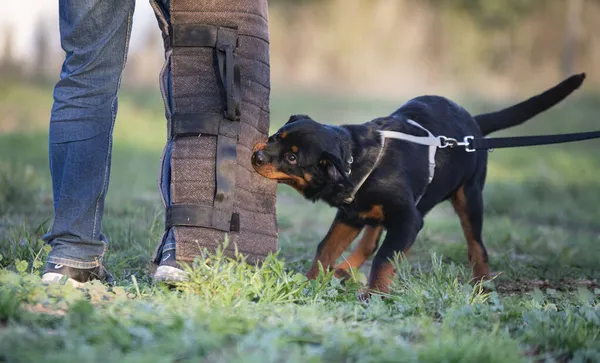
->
<box><xmin>334</xmin><ymin>225</ymin><xmax>384</xmax><ymax>279</ymax></box>
<box><xmin>451</xmin><ymin>182</ymin><xmax>490</xmax><ymax>282</ymax></box>
<box><xmin>305</xmin><ymin>211</ymin><xmax>363</xmax><ymax>280</ymax></box>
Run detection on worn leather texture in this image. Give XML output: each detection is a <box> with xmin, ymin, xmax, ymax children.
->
<box><xmin>152</xmin><ymin>0</ymin><xmax>278</xmax><ymax>265</ymax></box>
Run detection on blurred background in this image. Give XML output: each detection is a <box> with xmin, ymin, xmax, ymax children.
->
<box><xmin>1</xmin><ymin>0</ymin><xmax>599</xmax><ymax>283</ymax></box>
<box><xmin>2</xmin><ymin>0</ymin><xmax>600</xmax><ymax>100</ymax></box>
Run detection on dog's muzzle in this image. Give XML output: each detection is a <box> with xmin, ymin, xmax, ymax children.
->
<box><xmin>251</xmin><ymin>150</ymin><xmax>267</xmax><ymax>167</ymax></box>
<box><xmin>251</xmin><ymin>142</ymin><xmax>269</xmax><ymax>168</ymax></box>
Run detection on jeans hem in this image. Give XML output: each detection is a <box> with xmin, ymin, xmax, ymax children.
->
<box><xmin>46</xmin><ymin>256</ymin><xmax>101</xmax><ymax>269</ymax></box>
<box><xmin>162</xmin><ymin>243</ymin><xmax>176</xmax><ymax>252</ymax></box>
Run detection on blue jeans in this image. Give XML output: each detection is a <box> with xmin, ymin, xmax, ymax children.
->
<box><xmin>44</xmin><ymin>0</ymin><xmax>171</xmax><ymax>269</ymax></box>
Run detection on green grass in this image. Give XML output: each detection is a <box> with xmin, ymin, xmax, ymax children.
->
<box><xmin>1</xmin><ymin>81</ymin><xmax>599</xmax><ymax>362</ymax></box>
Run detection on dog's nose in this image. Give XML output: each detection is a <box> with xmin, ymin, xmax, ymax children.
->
<box><xmin>252</xmin><ymin>150</ymin><xmax>267</xmax><ymax>166</ymax></box>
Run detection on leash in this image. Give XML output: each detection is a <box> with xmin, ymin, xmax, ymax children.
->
<box><xmin>379</xmin><ymin>129</ymin><xmax>600</xmax><ymax>152</ymax></box>
<box><xmin>341</xmin><ymin>120</ymin><xmax>600</xmax><ymax>205</ymax></box>
<box><xmin>466</xmin><ymin>131</ymin><xmax>600</xmax><ymax>151</ymax></box>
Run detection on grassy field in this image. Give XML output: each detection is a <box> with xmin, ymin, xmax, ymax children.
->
<box><xmin>1</xmin><ymin>80</ymin><xmax>599</xmax><ymax>362</ymax></box>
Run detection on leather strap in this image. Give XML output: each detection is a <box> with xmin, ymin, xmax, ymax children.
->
<box><xmin>214</xmin><ymin>134</ymin><xmax>237</xmax><ymax>220</ymax></box>
<box><xmin>170</xmin><ymin>113</ymin><xmax>240</xmax><ymax>138</ymax></box>
<box><xmin>166</xmin><ymin>205</ymin><xmax>240</xmax><ymax>232</ymax></box>
<box><xmin>172</xmin><ymin>23</ymin><xmax>220</xmax><ymax>47</ymax></box>
<box><xmin>216</xmin><ymin>28</ymin><xmax>241</xmax><ymax>121</ymax></box>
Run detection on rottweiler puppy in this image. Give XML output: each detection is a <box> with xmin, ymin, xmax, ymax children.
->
<box><xmin>251</xmin><ymin>74</ymin><xmax>586</xmax><ymax>297</ymax></box>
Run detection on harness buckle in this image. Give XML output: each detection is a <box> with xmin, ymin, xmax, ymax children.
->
<box><xmin>439</xmin><ymin>136</ymin><xmax>458</xmax><ymax>148</ymax></box>
<box><xmin>440</xmin><ymin>136</ymin><xmax>475</xmax><ymax>152</ymax></box>
<box><xmin>463</xmin><ymin>136</ymin><xmax>475</xmax><ymax>152</ymax></box>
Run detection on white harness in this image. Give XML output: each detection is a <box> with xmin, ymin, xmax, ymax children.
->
<box><xmin>343</xmin><ymin>118</ymin><xmax>463</xmax><ymax>205</ymax></box>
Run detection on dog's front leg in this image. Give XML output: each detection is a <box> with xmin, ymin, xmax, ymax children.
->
<box><xmin>333</xmin><ymin>225</ymin><xmax>383</xmax><ymax>279</ymax></box>
<box><xmin>365</xmin><ymin>206</ymin><xmax>423</xmax><ymax>297</ymax></box>
<box><xmin>305</xmin><ymin>211</ymin><xmax>363</xmax><ymax>280</ymax></box>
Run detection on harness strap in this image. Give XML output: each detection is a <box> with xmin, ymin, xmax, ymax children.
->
<box><xmin>401</xmin><ymin>119</ymin><xmax>438</xmax><ymax>204</ymax></box>
<box><xmin>378</xmin><ymin>129</ymin><xmax>443</xmax><ymax>148</ymax></box>
<box><xmin>342</xmin><ymin>118</ymin><xmax>600</xmax><ymax>207</ymax></box>
<box><xmin>343</xmin><ymin>119</ymin><xmax>438</xmax><ymax>205</ymax></box>
<box><xmin>402</xmin><ymin>119</ymin><xmax>438</xmax><ymax>186</ymax></box>
<box><xmin>343</xmin><ymin>133</ymin><xmax>386</xmax><ymax>205</ymax></box>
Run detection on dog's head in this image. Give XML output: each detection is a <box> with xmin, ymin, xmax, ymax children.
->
<box><xmin>251</xmin><ymin>115</ymin><xmax>354</xmax><ymax>201</ymax></box>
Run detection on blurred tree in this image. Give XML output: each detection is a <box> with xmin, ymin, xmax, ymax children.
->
<box><xmin>427</xmin><ymin>0</ymin><xmax>540</xmax><ymax>30</ymax></box>
<box><xmin>122</xmin><ymin>24</ymin><xmax>163</xmax><ymax>88</ymax></box>
<box><xmin>33</xmin><ymin>17</ymin><xmax>51</xmax><ymax>83</ymax></box>
<box><xmin>0</xmin><ymin>26</ymin><xmax>23</xmax><ymax>79</ymax></box>
<box><xmin>563</xmin><ymin>0</ymin><xmax>583</xmax><ymax>76</ymax></box>
<box><xmin>268</xmin><ymin>0</ymin><xmax>321</xmax><ymax>4</ymax></box>
<box><xmin>424</xmin><ymin>0</ymin><xmax>542</xmax><ymax>74</ymax></box>
<box><xmin>456</xmin><ymin>0</ymin><xmax>539</xmax><ymax>30</ymax></box>
<box><xmin>1</xmin><ymin>28</ymin><xmax>14</xmax><ymax>65</ymax></box>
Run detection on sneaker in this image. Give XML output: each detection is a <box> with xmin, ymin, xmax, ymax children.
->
<box><xmin>41</xmin><ymin>262</ymin><xmax>114</xmax><ymax>288</ymax></box>
<box><xmin>153</xmin><ymin>249</ymin><xmax>188</xmax><ymax>284</ymax></box>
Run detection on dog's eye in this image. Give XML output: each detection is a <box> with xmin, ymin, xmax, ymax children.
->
<box><xmin>284</xmin><ymin>153</ymin><xmax>297</xmax><ymax>165</ymax></box>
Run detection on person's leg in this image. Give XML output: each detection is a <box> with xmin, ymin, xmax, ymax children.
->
<box><xmin>149</xmin><ymin>0</ymin><xmax>279</xmax><ymax>283</ymax></box>
<box><xmin>42</xmin><ymin>0</ymin><xmax>136</xmax><ymax>286</ymax></box>
<box><xmin>145</xmin><ymin>0</ymin><xmax>189</xmax><ymax>282</ymax></box>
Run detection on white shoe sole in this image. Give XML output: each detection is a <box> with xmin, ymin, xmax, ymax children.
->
<box><xmin>41</xmin><ymin>272</ymin><xmax>86</xmax><ymax>288</ymax></box>
<box><xmin>153</xmin><ymin>265</ymin><xmax>188</xmax><ymax>283</ymax></box>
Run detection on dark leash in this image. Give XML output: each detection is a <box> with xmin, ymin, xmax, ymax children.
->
<box><xmin>379</xmin><ymin>128</ymin><xmax>600</xmax><ymax>153</ymax></box>
<box><xmin>400</xmin><ymin>130</ymin><xmax>600</xmax><ymax>153</ymax></box>
<box><xmin>342</xmin><ymin>123</ymin><xmax>600</xmax><ymax>205</ymax></box>
<box><xmin>455</xmin><ymin>131</ymin><xmax>600</xmax><ymax>151</ymax></box>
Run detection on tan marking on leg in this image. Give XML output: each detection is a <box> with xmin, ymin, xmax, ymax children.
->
<box><xmin>452</xmin><ymin>186</ymin><xmax>490</xmax><ymax>281</ymax></box>
<box><xmin>367</xmin><ymin>261</ymin><xmax>396</xmax><ymax>295</ymax></box>
<box><xmin>306</xmin><ymin>222</ymin><xmax>362</xmax><ymax>279</ymax></box>
<box><xmin>358</xmin><ymin>205</ymin><xmax>384</xmax><ymax>221</ymax></box>
<box><xmin>334</xmin><ymin>225</ymin><xmax>383</xmax><ymax>277</ymax></box>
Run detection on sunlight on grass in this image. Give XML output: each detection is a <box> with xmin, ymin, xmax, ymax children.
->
<box><xmin>1</xmin><ymin>81</ymin><xmax>600</xmax><ymax>362</ymax></box>
<box><xmin>486</xmin><ymin>149</ymin><xmax>600</xmax><ymax>184</ymax></box>
<box><xmin>1</xmin><ymin>245</ymin><xmax>598</xmax><ymax>362</ymax></box>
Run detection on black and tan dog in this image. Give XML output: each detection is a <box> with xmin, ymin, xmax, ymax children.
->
<box><xmin>251</xmin><ymin>74</ymin><xmax>586</xmax><ymax>297</ymax></box>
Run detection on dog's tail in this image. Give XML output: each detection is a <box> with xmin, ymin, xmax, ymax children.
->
<box><xmin>474</xmin><ymin>73</ymin><xmax>586</xmax><ymax>136</ymax></box>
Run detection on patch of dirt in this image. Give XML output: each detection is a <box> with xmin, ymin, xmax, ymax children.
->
<box><xmin>494</xmin><ymin>278</ymin><xmax>599</xmax><ymax>295</ymax></box>
<box><xmin>24</xmin><ymin>303</ymin><xmax>67</xmax><ymax>317</ymax></box>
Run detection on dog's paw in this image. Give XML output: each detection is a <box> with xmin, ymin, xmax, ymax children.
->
<box><xmin>334</xmin><ymin>268</ymin><xmax>351</xmax><ymax>280</ymax></box>
<box><xmin>357</xmin><ymin>289</ymin><xmax>372</xmax><ymax>304</ymax></box>
<box><xmin>304</xmin><ymin>270</ymin><xmax>319</xmax><ymax>280</ymax></box>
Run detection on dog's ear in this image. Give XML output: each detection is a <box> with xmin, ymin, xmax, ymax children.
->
<box><xmin>286</xmin><ymin>114</ymin><xmax>309</xmax><ymax>125</ymax></box>
<box><xmin>320</xmin><ymin>151</ymin><xmax>352</xmax><ymax>186</ymax></box>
